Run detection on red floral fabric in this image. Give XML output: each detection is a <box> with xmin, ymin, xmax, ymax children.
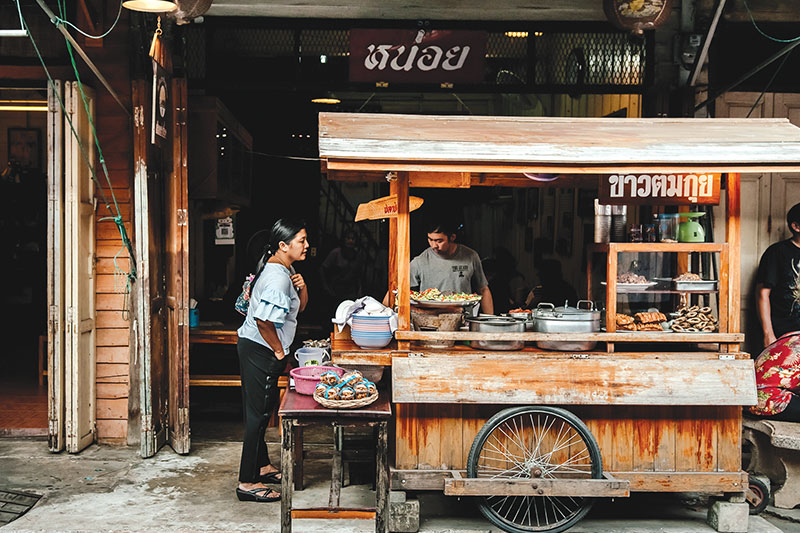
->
<box><xmin>750</xmin><ymin>333</ymin><xmax>800</xmax><ymax>416</ymax></box>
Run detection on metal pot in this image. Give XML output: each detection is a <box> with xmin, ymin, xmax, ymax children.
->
<box><xmin>532</xmin><ymin>300</ymin><xmax>601</xmax><ymax>351</ymax></box>
<box><xmin>465</xmin><ymin>315</ymin><xmax>526</xmax><ymax>351</ymax></box>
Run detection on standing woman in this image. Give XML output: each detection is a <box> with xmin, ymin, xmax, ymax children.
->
<box><xmin>236</xmin><ymin>219</ymin><xmax>309</xmax><ymax>502</ymax></box>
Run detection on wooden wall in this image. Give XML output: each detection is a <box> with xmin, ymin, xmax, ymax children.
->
<box><xmin>80</xmin><ymin>9</ymin><xmax>134</xmax><ymax>444</ymax></box>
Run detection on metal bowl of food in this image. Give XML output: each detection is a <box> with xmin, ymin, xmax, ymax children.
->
<box><xmin>465</xmin><ymin>315</ymin><xmax>526</xmax><ymax>351</ymax></box>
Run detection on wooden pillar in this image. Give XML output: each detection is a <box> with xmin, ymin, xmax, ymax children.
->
<box><xmin>726</xmin><ymin>173</ymin><xmax>742</xmax><ymax>351</ymax></box>
<box><xmin>281</xmin><ymin>417</ymin><xmax>295</xmax><ymax>533</ymax></box>
<box><xmin>388</xmin><ymin>180</ymin><xmax>398</xmax><ymax>308</ymax></box>
<box><xmin>396</xmin><ymin>172</ymin><xmax>411</xmax><ymax>350</ymax></box>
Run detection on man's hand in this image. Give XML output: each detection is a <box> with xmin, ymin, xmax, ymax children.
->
<box><xmin>291</xmin><ymin>273</ymin><xmax>306</xmax><ymax>291</ymax></box>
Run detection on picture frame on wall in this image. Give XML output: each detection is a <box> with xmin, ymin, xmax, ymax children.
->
<box><xmin>8</xmin><ymin>127</ymin><xmax>41</xmax><ymax>171</ymax></box>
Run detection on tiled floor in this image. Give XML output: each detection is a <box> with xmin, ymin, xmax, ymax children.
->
<box><xmin>0</xmin><ymin>378</ymin><xmax>47</xmax><ymax>436</ymax></box>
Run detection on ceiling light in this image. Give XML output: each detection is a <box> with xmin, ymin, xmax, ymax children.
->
<box><xmin>122</xmin><ymin>0</ymin><xmax>177</xmax><ymax>13</ymax></box>
<box><xmin>0</xmin><ymin>100</ymin><xmax>48</xmax><ymax>112</ymax></box>
<box><xmin>504</xmin><ymin>31</ymin><xmax>528</xmax><ymax>38</ymax></box>
<box><xmin>311</xmin><ymin>97</ymin><xmax>341</xmax><ymax>105</ymax></box>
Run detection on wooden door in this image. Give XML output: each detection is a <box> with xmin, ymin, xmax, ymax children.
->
<box><xmin>47</xmin><ymin>80</ymin><xmax>65</xmax><ymax>452</ymax></box>
<box><xmin>132</xmin><ymin>80</ymin><xmax>169</xmax><ymax>458</ymax></box>
<box><xmin>64</xmin><ymin>81</ymin><xmax>97</xmax><ymax>453</ymax></box>
<box><xmin>772</xmin><ymin>94</ymin><xmax>800</xmax><ymax>242</ymax></box>
<box><xmin>714</xmin><ymin>93</ymin><xmax>773</xmax><ymax>350</ymax></box>
<box><xmin>166</xmin><ymin>78</ymin><xmax>190</xmax><ymax>454</ymax></box>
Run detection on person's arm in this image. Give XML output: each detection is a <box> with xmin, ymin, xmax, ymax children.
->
<box><xmin>479</xmin><ymin>286</ymin><xmax>494</xmax><ymax>315</ymax></box>
<box><xmin>291</xmin><ymin>273</ymin><xmax>308</xmax><ymax>312</ymax></box>
<box><xmin>256</xmin><ymin>319</ymin><xmax>286</xmax><ymax>359</ymax></box>
<box><xmin>756</xmin><ymin>283</ymin><xmax>776</xmax><ymax>347</ymax></box>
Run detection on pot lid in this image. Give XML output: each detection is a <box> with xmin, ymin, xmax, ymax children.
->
<box><xmin>466</xmin><ymin>315</ymin><xmax>524</xmax><ymax>326</ymax></box>
<box><xmin>535</xmin><ymin>300</ymin><xmax>601</xmax><ymax>320</ymax></box>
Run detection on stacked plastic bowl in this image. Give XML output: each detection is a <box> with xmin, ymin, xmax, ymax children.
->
<box><xmin>350</xmin><ymin>313</ymin><xmax>393</xmax><ymax>349</ymax></box>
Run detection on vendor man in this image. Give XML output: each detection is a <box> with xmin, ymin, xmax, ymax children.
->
<box><xmin>410</xmin><ymin>221</ymin><xmax>494</xmax><ymax>314</ymax></box>
<box><xmin>756</xmin><ymin>202</ymin><xmax>800</xmax><ymax>347</ymax></box>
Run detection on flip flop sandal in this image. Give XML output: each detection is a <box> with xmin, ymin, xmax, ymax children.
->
<box><xmin>236</xmin><ymin>486</ymin><xmax>280</xmax><ymax>502</ymax></box>
<box><xmin>260</xmin><ymin>471</ymin><xmax>282</xmax><ymax>484</ymax></box>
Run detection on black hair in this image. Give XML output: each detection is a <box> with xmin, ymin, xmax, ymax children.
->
<box><xmin>426</xmin><ymin>220</ymin><xmax>460</xmax><ymax>237</ymax></box>
<box><xmin>788</xmin><ymin>202</ymin><xmax>800</xmax><ymax>236</ymax></box>
<box><xmin>252</xmin><ymin>218</ymin><xmax>307</xmax><ymax>285</ymax></box>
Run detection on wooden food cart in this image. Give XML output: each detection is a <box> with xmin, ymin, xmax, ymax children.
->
<box><xmin>319</xmin><ymin>113</ymin><xmax>800</xmax><ymax>533</ymax></box>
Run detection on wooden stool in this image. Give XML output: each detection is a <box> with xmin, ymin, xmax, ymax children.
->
<box><xmin>278</xmin><ymin>388</ymin><xmax>391</xmax><ymax>532</ymax></box>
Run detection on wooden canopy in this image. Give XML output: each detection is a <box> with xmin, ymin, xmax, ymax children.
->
<box><xmin>319</xmin><ymin>113</ymin><xmax>800</xmax><ymax>177</ymax></box>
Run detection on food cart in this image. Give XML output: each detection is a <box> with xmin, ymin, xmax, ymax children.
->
<box><xmin>318</xmin><ymin>112</ymin><xmax>800</xmax><ymax>533</ymax></box>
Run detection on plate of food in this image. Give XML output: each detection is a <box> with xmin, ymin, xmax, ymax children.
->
<box><xmin>410</xmin><ymin>288</ymin><xmax>482</xmax><ymax>308</ymax></box>
<box><xmin>601</xmin><ymin>281</ymin><xmax>658</xmax><ymax>292</ymax></box>
<box><xmin>615</xmin><ymin>311</ymin><xmax>668</xmax><ymax>332</ymax></box>
<box><xmin>671</xmin><ymin>272</ymin><xmax>718</xmax><ymax>291</ymax></box>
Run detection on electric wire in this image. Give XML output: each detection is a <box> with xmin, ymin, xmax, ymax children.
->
<box><xmin>49</xmin><ymin>0</ymin><xmax>123</xmax><ymax>40</ymax></box>
<box><xmin>746</xmin><ymin>48</ymin><xmax>794</xmax><ymax>118</ymax></box>
<box><xmin>743</xmin><ymin>0</ymin><xmax>800</xmax><ymax>43</ymax></box>
<box><xmin>19</xmin><ymin>2</ymin><xmax>136</xmax><ymax>314</ymax></box>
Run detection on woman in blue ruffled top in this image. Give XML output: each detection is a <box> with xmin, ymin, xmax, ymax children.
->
<box><xmin>236</xmin><ymin>219</ymin><xmax>309</xmax><ymax>502</ymax></box>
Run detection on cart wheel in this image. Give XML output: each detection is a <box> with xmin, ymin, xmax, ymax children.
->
<box><xmin>746</xmin><ymin>476</ymin><xmax>769</xmax><ymax>515</ymax></box>
<box><xmin>467</xmin><ymin>406</ymin><xmax>602</xmax><ymax>533</ymax></box>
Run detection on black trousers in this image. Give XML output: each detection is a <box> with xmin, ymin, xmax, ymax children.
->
<box><xmin>237</xmin><ymin>337</ymin><xmax>285</xmax><ymax>483</ymax></box>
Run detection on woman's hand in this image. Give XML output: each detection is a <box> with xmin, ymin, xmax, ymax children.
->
<box><xmin>291</xmin><ymin>273</ymin><xmax>306</xmax><ymax>291</ymax></box>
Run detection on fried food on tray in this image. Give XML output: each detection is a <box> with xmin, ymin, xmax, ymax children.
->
<box><xmin>615</xmin><ymin>313</ymin><xmax>635</xmax><ymax>326</ymax></box>
<box><xmin>618</xmin><ymin>272</ymin><xmax>648</xmax><ymax>284</ymax></box>
<box><xmin>618</xmin><ymin>322</ymin><xmax>637</xmax><ymax>331</ymax></box>
<box><xmin>635</xmin><ymin>311</ymin><xmax>666</xmax><ymax>324</ymax></box>
<box><xmin>674</xmin><ymin>272</ymin><xmax>702</xmax><ymax>281</ymax></box>
<box><xmin>636</xmin><ymin>323</ymin><xmax>664</xmax><ymax>331</ymax></box>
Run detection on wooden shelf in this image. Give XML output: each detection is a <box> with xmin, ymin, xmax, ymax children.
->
<box><xmin>394</xmin><ymin>330</ymin><xmax>743</xmax><ymax>344</ymax></box>
<box><xmin>189</xmin><ymin>375</ymin><xmax>289</xmax><ymax>387</ymax></box>
<box><xmin>591</xmin><ymin>243</ymin><xmax>726</xmax><ymax>253</ymax></box>
<box><xmin>614</xmin><ymin>289</ymin><xmax>718</xmax><ymax>294</ymax></box>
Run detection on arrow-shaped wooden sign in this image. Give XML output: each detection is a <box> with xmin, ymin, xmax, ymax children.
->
<box><xmin>355</xmin><ymin>195</ymin><xmax>424</xmax><ymax>221</ymax></box>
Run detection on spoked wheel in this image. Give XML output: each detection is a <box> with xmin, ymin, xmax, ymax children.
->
<box><xmin>467</xmin><ymin>406</ymin><xmax>603</xmax><ymax>533</ymax></box>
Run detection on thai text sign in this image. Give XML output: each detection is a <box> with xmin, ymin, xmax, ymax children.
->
<box><xmin>349</xmin><ymin>29</ymin><xmax>486</xmax><ymax>84</ymax></box>
<box><xmin>599</xmin><ymin>173</ymin><xmax>721</xmax><ymax>205</ymax></box>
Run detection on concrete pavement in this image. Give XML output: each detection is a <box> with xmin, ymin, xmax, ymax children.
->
<box><xmin>0</xmin><ymin>433</ymin><xmax>794</xmax><ymax>532</ymax></box>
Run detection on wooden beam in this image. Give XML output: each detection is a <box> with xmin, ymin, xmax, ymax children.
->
<box><xmin>443</xmin><ymin>477</ymin><xmax>630</xmax><ymax>497</ymax></box>
<box><xmin>393</xmin><ymin>330</ymin><xmax>744</xmax><ymax>343</ymax></box>
<box><xmin>391</xmin><ymin>356</ymin><xmax>756</xmax><ymax>405</ymax></box>
<box><xmin>391</xmin><ymin>469</ymin><xmax>748</xmax><ymax>493</ymax></box>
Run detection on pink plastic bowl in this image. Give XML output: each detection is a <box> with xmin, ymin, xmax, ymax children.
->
<box><xmin>289</xmin><ymin>365</ymin><xmax>344</xmax><ymax>395</ymax></box>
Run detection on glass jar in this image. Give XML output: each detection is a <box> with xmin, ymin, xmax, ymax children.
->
<box><xmin>628</xmin><ymin>224</ymin><xmax>643</xmax><ymax>242</ymax></box>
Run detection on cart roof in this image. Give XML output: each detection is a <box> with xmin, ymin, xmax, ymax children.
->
<box><xmin>319</xmin><ymin>113</ymin><xmax>800</xmax><ymax>177</ymax></box>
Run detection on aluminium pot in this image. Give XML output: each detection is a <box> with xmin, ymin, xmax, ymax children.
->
<box><xmin>465</xmin><ymin>315</ymin><xmax>526</xmax><ymax>351</ymax></box>
<box><xmin>532</xmin><ymin>300</ymin><xmax>601</xmax><ymax>351</ymax></box>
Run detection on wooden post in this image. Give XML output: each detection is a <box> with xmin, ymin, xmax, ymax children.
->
<box><xmin>281</xmin><ymin>417</ymin><xmax>294</xmax><ymax>533</ymax></box>
<box><xmin>388</xmin><ymin>180</ymin><xmax>398</xmax><ymax>308</ymax></box>
<box><xmin>606</xmin><ymin>244</ymin><xmax>618</xmax><ymax>352</ymax></box>
<box><xmin>726</xmin><ymin>172</ymin><xmax>742</xmax><ymax>352</ymax></box>
<box><xmin>396</xmin><ymin>172</ymin><xmax>411</xmax><ymax>350</ymax></box>
<box><xmin>376</xmin><ymin>421</ymin><xmax>389</xmax><ymax>533</ymax></box>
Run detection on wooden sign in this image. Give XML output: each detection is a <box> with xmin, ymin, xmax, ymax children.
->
<box><xmin>355</xmin><ymin>195</ymin><xmax>424</xmax><ymax>221</ymax></box>
<box><xmin>604</xmin><ymin>0</ymin><xmax>673</xmax><ymax>34</ymax></box>
<box><xmin>350</xmin><ymin>29</ymin><xmax>486</xmax><ymax>84</ymax></box>
<box><xmin>598</xmin><ymin>173</ymin><xmax>721</xmax><ymax>205</ymax></box>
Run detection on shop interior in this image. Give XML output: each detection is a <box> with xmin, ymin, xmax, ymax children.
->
<box><xmin>0</xmin><ymin>87</ymin><xmax>49</xmax><ymax>436</ymax></box>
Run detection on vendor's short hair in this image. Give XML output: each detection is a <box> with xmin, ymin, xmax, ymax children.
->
<box><xmin>427</xmin><ymin>221</ymin><xmax>459</xmax><ymax>236</ymax></box>
<box><xmin>788</xmin><ymin>202</ymin><xmax>800</xmax><ymax>235</ymax></box>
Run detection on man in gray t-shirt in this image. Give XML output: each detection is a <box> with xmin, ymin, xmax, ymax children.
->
<box><xmin>410</xmin><ymin>222</ymin><xmax>494</xmax><ymax>314</ymax></box>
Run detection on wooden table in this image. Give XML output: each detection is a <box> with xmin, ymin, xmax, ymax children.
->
<box><xmin>279</xmin><ymin>388</ymin><xmax>391</xmax><ymax>533</ymax></box>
